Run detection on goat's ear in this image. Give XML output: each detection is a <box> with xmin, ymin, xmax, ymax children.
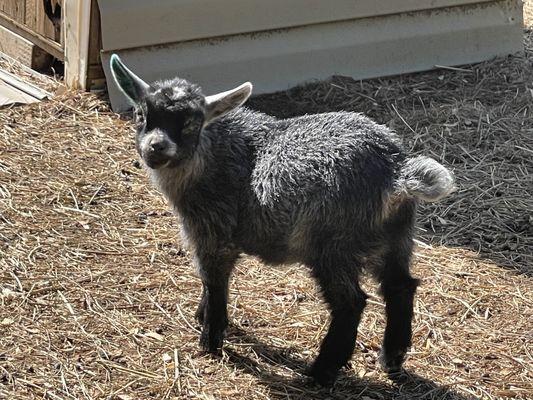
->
<box><xmin>204</xmin><ymin>82</ymin><xmax>253</xmax><ymax>126</ymax></box>
<box><xmin>109</xmin><ymin>54</ymin><xmax>149</xmax><ymax>106</ymax></box>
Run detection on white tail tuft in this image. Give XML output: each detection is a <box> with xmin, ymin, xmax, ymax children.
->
<box><xmin>401</xmin><ymin>156</ymin><xmax>455</xmax><ymax>202</ymax></box>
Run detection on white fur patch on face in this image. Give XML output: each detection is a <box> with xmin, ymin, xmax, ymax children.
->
<box><xmin>171</xmin><ymin>87</ymin><xmax>187</xmax><ymax>100</ymax></box>
<box><xmin>152</xmin><ymin>86</ymin><xmax>186</xmax><ymax>101</ymax></box>
<box><xmin>140</xmin><ymin>130</ymin><xmax>178</xmax><ymax>158</ymax></box>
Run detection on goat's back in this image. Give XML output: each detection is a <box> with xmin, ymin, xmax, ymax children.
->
<box><xmin>231</xmin><ymin>111</ymin><xmax>409</xmax><ymax>264</ymax></box>
<box><xmin>252</xmin><ymin>112</ymin><xmax>405</xmax><ymax>210</ymax></box>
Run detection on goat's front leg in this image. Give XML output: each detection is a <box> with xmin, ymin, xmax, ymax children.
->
<box><xmin>194</xmin><ymin>252</ymin><xmax>236</xmax><ymax>353</ymax></box>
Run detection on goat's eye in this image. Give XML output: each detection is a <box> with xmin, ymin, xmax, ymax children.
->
<box><xmin>183</xmin><ymin>118</ymin><xmax>198</xmax><ymax>134</ymax></box>
<box><xmin>184</xmin><ymin>117</ymin><xmax>202</xmax><ymax>132</ymax></box>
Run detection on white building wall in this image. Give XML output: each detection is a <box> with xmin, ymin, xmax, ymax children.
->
<box><xmin>98</xmin><ymin>0</ymin><xmax>523</xmax><ymax>111</ymax></box>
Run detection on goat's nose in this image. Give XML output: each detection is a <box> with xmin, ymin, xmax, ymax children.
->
<box><xmin>149</xmin><ymin>140</ymin><xmax>167</xmax><ymax>152</ymax></box>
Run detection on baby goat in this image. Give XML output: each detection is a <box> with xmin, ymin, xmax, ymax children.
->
<box><xmin>110</xmin><ymin>55</ymin><xmax>455</xmax><ymax>386</ymax></box>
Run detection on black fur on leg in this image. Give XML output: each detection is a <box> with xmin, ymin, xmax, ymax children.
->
<box><xmin>309</xmin><ymin>265</ymin><xmax>367</xmax><ymax>386</ymax></box>
<box><xmin>378</xmin><ymin>277</ymin><xmax>419</xmax><ymax>373</ymax></box>
<box><xmin>195</xmin><ymin>288</ymin><xmax>207</xmax><ymax>325</ymax></box>
<box><xmin>199</xmin><ymin>283</ymin><xmax>229</xmax><ymax>353</ymax></box>
<box><xmin>374</xmin><ymin>198</ymin><xmax>420</xmax><ymax>374</ymax></box>
<box><xmin>195</xmin><ymin>252</ymin><xmax>236</xmax><ymax>354</ymax></box>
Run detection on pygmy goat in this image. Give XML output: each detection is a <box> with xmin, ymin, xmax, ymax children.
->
<box><xmin>110</xmin><ymin>55</ymin><xmax>455</xmax><ymax>386</ymax></box>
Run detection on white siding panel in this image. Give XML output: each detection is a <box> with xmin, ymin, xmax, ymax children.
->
<box><xmin>102</xmin><ymin>0</ymin><xmax>523</xmax><ymax>112</ymax></box>
<box><xmin>97</xmin><ymin>0</ymin><xmax>496</xmax><ymax>51</ymax></box>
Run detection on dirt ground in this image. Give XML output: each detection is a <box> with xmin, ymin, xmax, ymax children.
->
<box><xmin>0</xmin><ymin>29</ymin><xmax>532</xmax><ymax>400</ymax></box>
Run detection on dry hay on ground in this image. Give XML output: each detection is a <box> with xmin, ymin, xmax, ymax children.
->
<box><xmin>0</xmin><ymin>33</ymin><xmax>532</xmax><ymax>400</ymax></box>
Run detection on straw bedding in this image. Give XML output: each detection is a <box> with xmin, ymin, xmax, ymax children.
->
<box><xmin>0</xmin><ymin>31</ymin><xmax>531</xmax><ymax>400</ymax></box>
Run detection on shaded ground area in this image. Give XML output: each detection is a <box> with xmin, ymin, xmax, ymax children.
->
<box><xmin>0</xmin><ymin>32</ymin><xmax>532</xmax><ymax>400</ymax></box>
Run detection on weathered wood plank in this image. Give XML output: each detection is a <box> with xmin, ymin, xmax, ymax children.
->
<box><xmin>0</xmin><ymin>24</ymin><xmax>33</xmax><ymax>65</ymax></box>
<box><xmin>86</xmin><ymin>0</ymin><xmax>103</xmax><ymax>89</ymax></box>
<box><xmin>0</xmin><ymin>11</ymin><xmax>63</xmax><ymax>59</ymax></box>
<box><xmin>1</xmin><ymin>0</ymin><xmax>26</xmax><ymax>23</ymax></box>
<box><xmin>14</xmin><ymin>0</ymin><xmax>25</xmax><ymax>23</ymax></box>
<box><xmin>64</xmin><ymin>0</ymin><xmax>90</xmax><ymax>89</ymax></box>
<box><xmin>0</xmin><ymin>0</ymin><xmax>16</xmax><ymax>19</ymax></box>
<box><xmin>0</xmin><ymin>24</ymin><xmax>52</xmax><ymax>70</ymax></box>
<box><xmin>25</xmin><ymin>0</ymin><xmax>37</xmax><ymax>30</ymax></box>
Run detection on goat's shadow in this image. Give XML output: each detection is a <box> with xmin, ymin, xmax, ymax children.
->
<box><xmin>221</xmin><ymin>327</ymin><xmax>478</xmax><ymax>400</ymax></box>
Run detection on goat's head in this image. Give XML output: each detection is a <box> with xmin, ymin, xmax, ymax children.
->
<box><xmin>109</xmin><ymin>54</ymin><xmax>252</xmax><ymax>169</ymax></box>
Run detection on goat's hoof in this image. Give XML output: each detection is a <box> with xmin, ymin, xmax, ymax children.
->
<box><xmin>378</xmin><ymin>348</ymin><xmax>406</xmax><ymax>375</ymax></box>
<box><xmin>306</xmin><ymin>363</ymin><xmax>338</xmax><ymax>387</ymax></box>
<box><xmin>199</xmin><ymin>331</ymin><xmax>224</xmax><ymax>354</ymax></box>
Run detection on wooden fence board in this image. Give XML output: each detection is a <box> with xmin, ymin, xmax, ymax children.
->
<box><xmin>25</xmin><ymin>0</ymin><xmax>37</xmax><ymax>30</ymax></box>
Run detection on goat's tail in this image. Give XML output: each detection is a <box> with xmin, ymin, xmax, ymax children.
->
<box><xmin>400</xmin><ymin>156</ymin><xmax>455</xmax><ymax>202</ymax></box>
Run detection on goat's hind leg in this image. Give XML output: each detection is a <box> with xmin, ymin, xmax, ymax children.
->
<box><xmin>379</xmin><ymin>264</ymin><xmax>419</xmax><ymax>374</ymax></box>
<box><xmin>376</xmin><ymin>201</ymin><xmax>420</xmax><ymax>374</ymax></box>
<box><xmin>309</xmin><ymin>264</ymin><xmax>367</xmax><ymax>386</ymax></box>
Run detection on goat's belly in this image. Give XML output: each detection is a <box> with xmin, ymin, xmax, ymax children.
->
<box><xmin>237</xmin><ymin>236</ymin><xmax>296</xmax><ymax>266</ymax></box>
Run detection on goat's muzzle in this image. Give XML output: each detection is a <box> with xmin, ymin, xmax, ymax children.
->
<box><xmin>141</xmin><ymin>134</ymin><xmax>174</xmax><ymax>169</ymax></box>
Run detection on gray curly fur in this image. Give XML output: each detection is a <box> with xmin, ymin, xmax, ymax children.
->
<box><xmin>109</xmin><ymin>55</ymin><xmax>455</xmax><ymax>386</ymax></box>
<box><xmin>400</xmin><ymin>156</ymin><xmax>456</xmax><ymax>202</ymax></box>
<box><xmin>150</xmin><ymin>105</ymin><xmax>453</xmax><ymax>265</ymax></box>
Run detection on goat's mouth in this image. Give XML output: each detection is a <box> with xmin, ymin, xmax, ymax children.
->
<box><xmin>144</xmin><ymin>156</ymin><xmax>170</xmax><ymax>169</ymax></box>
